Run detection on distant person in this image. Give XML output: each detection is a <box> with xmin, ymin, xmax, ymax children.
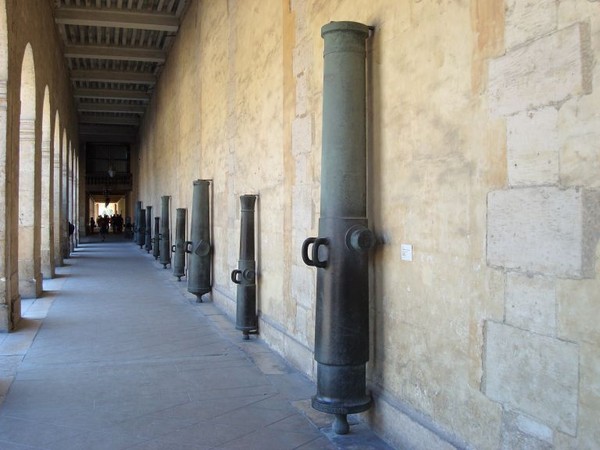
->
<box><xmin>124</xmin><ymin>217</ymin><xmax>133</xmax><ymax>239</ymax></box>
<box><xmin>89</xmin><ymin>217</ymin><xmax>95</xmax><ymax>234</ymax></box>
<box><xmin>99</xmin><ymin>216</ymin><xmax>108</xmax><ymax>241</ymax></box>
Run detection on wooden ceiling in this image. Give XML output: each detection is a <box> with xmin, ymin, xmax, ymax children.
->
<box><xmin>52</xmin><ymin>0</ymin><xmax>188</xmax><ymax>142</ymax></box>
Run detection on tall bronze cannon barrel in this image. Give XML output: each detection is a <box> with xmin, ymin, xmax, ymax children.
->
<box><xmin>301</xmin><ymin>21</ymin><xmax>374</xmax><ymax>435</ymax></box>
<box><xmin>138</xmin><ymin>208</ymin><xmax>146</xmax><ymax>249</ymax></box>
<box><xmin>152</xmin><ymin>217</ymin><xmax>160</xmax><ymax>260</ymax></box>
<box><xmin>186</xmin><ymin>180</ymin><xmax>211</xmax><ymax>300</ymax></box>
<box><xmin>172</xmin><ymin>208</ymin><xmax>187</xmax><ymax>281</ymax></box>
<box><xmin>134</xmin><ymin>200</ymin><xmax>142</xmax><ymax>244</ymax></box>
<box><xmin>231</xmin><ymin>195</ymin><xmax>257</xmax><ymax>340</ymax></box>
<box><xmin>159</xmin><ymin>196</ymin><xmax>171</xmax><ymax>269</ymax></box>
<box><xmin>145</xmin><ymin>206</ymin><xmax>153</xmax><ymax>253</ymax></box>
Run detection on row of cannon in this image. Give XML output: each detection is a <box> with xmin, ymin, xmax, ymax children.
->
<box><xmin>133</xmin><ymin>180</ymin><xmax>258</xmax><ymax>339</ymax></box>
<box><xmin>135</xmin><ymin>21</ymin><xmax>373</xmax><ymax>435</ymax></box>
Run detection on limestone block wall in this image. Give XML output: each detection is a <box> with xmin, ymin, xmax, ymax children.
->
<box><xmin>484</xmin><ymin>2</ymin><xmax>600</xmax><ymax>448</ymax></box>
<box><xmin>0</xmin><ymin>0</ymin><xmax>79</xmax><ymax>331</ymax></box>
<box><xmin>136</xmin><ymin>0</ymin><xmax>600</xmax><ymax>448</ymax></box>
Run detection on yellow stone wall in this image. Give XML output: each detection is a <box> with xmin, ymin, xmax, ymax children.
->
<box><xmin>137</xmin><ymin>1</ymin><xmax>600</xmax><ymax>448</ymax></box>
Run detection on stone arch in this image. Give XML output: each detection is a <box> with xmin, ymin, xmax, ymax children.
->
<box><xmin>53</xmin><ymin>111</ymin><xmax>62</xmax><ymax>268</ymax></box>
<box><xmin>40</xmin><ymin>86</ymin><xmax>53</xmax><ymax>278</ymax></box>
<box><xmin>18</xmin><ymin>43</ymin><xmax>40</xmax><ymax>298</ymax></box>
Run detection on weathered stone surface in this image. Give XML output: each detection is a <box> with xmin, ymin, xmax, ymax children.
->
<box><xmin>489</xmin><ymin>23</ymin><xmax>591</xmax><ymax>116</ymax></box>
<box><xmin>295</xmin><ymin>73</ymin><xmax>309</xmax><ymax>117</ymax></box>
<box><xmin>507</xmin><ymin>108</ymin><xmax>559</xmax><ymax>186</ymax></box>
<box><xmin>290</xmin><ymin>263</ymin><xmax>314</xmax><ymax>309</ymax></box>
<box><xmin>500</xmin><ymin>410</ymin><xmax>553</xmax><ymax>449</ymax></box>
<box><xmin>292</xmin><ymin>185</ymin><xmax>313</xmax><ymax>230</ymax></box>
<box><xmin>559</xmin><ymin>94</ymin><xmax>600</xmax><ymax>188</ymax></box>
<box><xmin>291</xmin><ymin>115</ymin><xmax>312</xmax><ymax>157</ymax></box>
<box><xmin>553</xmin><ymin>431</ymin><xmax>577</xmax><ymax>450</ymax></box>
<box><xmin>505</xmin><ymin>0</ymin><xmax>557</xmax><ymax>49</ymax></box>
<box><xmin>505</xmin><ymin>273</ymin><xmax>556</xmax><ymax>336</ymax></box>
<box><xmin>0</xmin><ymin>305</ymin><xmax>8</xmax><ymax>333</ymax></box>
<box><xmin>484</xmin><ymin>321</ymin><xmax>579</xmax><ymax>434</ymax></box>
<box><xmin>368</xmin><ymin>393</ymin><xmax>460</xmax><ymax>450</ymax></box>
<box><xmin>557</xmin><ymin>276</ymin><xmax>600</xmax><ymax>345</ymax></box>
<box><xmin>487</xmin><ymin>187</ymin><xmax>598</xmax><ymax>278</ymax></box>
<box><xmin>259</xmin><ymin>315</ymin><xmax>315</xmax><ymax>378</ymax></box>
<box><xmin>578</xmin><ymin>342</ymin><xmax>600</xmax><ymax>449</ymax></box>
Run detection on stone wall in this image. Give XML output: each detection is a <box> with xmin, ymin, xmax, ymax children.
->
<box><xmin>484</xmin><ymin>2</ymin><xmax>600</xmax><ymax>448</ymax></box>
<box><xmin>136</xmin><ymin>1</ymin><xmax>600</xmax><ymax>448</ymax></box>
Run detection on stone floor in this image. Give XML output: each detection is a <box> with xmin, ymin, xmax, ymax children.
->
<box><xmin>0</xmin><ymin>234</ymin><xmax>393</xmax><ymax>449</ymax></box>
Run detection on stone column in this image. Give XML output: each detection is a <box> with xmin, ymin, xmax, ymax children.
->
<box><xmin>0</xmin><ymin>80</ymin><xmax>15</xmax><ymax>330</ymax></box>
<box><xmin>18</xmin><ymin>118</ymin><xmax>41</xmax><ymax>298</ymax></box>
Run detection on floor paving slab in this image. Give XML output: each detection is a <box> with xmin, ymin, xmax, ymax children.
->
<box><xmin>0</xmin><ymin>235</ymin><xmax>394</xmax><ymax>449</ymax></box>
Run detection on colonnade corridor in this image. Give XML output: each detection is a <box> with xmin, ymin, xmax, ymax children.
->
<box><xmin>0</xmin><ymin>236</ymin><xmax>390</xmax><ymax>450</ymax></box>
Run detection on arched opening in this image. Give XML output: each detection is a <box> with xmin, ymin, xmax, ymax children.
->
<box><xmin>18</xmin><ymin>43</ymin><xmax>40</xmax><ymax>298</ymax></box>
<box><xmin>40</xmin><ymin>86</ymin><xmax>53</xmax><ymax>278</ymax></box>
<box><xmin>53</xmin><ymin>111</ymin><xmax>62</xmax><ymax>268</ymax></box>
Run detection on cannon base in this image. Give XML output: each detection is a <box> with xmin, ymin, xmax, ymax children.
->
<box><xmin>312</xmin><ymin>363</ymin><xmax>371</xmax><ymax>434</ymax></box>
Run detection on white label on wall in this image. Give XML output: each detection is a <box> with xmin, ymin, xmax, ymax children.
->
<box><xmin>401</xmin><ymin>244</ymin><xmax>413</xmax><ymax>262</ymax></box>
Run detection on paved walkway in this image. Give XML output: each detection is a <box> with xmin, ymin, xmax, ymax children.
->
<box><xmin>0</xmin><ymin>235</ymin><xmax>393</xmax><ymax>449</ymax></box>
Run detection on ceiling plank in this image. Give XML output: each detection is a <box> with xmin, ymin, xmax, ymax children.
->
<box><xmin>74</xmin><ymin>87</ymin><xmax>151</xmax><ymax>101</ymax></box>
<box><xmin>175</xmin><ymin>0</ymin><xmax>187</xmax><ymax>17</ymax></box>
<box><xmin>71</xmin><ymin>69</ymin><xmax>156</xmax><ymax>84</ymax></box>
<box><xmin>55</xmin><ymin>7</ymin><xmax>179</xmax><ymax>32</ymax></box>
<box><xmin>65</xmin><ymin>44</ymin><xmax>166</xmax><ymax>63</ymax></box>
<box><xmin>80</xmin><ymin>115</ymin><xmax>140</xmax><ymax>126</ymax></box>
<box><xmin>79</xmin><ymin>124</ymin><xmax>137</xmax><ymax>137</ymax></box>
<box><xmin>78</xmin><ymin>103</ymin><xmax>146</xmax><ymax>114</ymax></box>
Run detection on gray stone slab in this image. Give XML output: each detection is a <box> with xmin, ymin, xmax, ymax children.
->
<box><xmin>214</xmin><ymin>427</ymin><xmax>322</xmax><ymax>449</ymax></box>
<box><xmin>0</xmin><ymin>416</ymin><xmax>83</xmax><ymax>448</ymax></box>
<box><xmin>126</xmin><ymin>440</ymin><xmax>211</xmax><ymax>450</ymax></box>
<box><xmin>487</xmin><ymin>187</ymin><xmax>598</xmax><ymax>278</ymax></box>
<box><xmin>488</xmin><ymin>23</ymin><xmax>590</xmax><ymax>116</ymax></box>
<box><xmin>295</xmin><ymin>436</ymin><xmax>339</xmax><ymax>449</ymax></box>
<box><xmin>484</xmin><ymin>321</ymin><xmax>579</xmax><ymax>434</ymax></box>
<box><xmin>505</xmin><ymin>273</ymin><xmax>556</xmax><ymax>335</ymax></box>
<box><xmin>46</xmin><ymin>430</ymin><xmax>147</xmax><ymax>450</ymax></box>
<box><xmin>326</xmin><ymin>422</ymin><xmax>397</xmax><ymax>450</ymax></box>
<box><xmin>266</xmin><ymin>372</ymin><xmax>316</xmax><ymax>401</ymax></box>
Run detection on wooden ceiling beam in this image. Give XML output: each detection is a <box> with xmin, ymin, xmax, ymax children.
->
<box><xmin>74</xmin><ymin>88</ymin><xmax>151</xmax><ymax>102</ymax></box>
<box><xmin>55</xmin><ymin>7</ymin><xmax>179</xmax><ymax>32</ymax></box>
<box><xmin>79</xmin><ymin>123</ymin><xmax>137</xmax><ymax>137</ymax></box>
<box><xmin>70</xmin><ymin>69</ymin><xmax>156</xmax><ymax>84</ymax></box>
<box><xmin>79</xmin><ymin>115</ymin><xmax>140</xmax><ymax>126</ymax></box>
<box><xmin>78</xmin><ymin>103</ymin><xmax>146</xmax><ymax>114</ymax></box>
<box><xmin>65</xmin><ymin>45</ymin><xmax>166</xmax><ymax>63</ymax></box>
